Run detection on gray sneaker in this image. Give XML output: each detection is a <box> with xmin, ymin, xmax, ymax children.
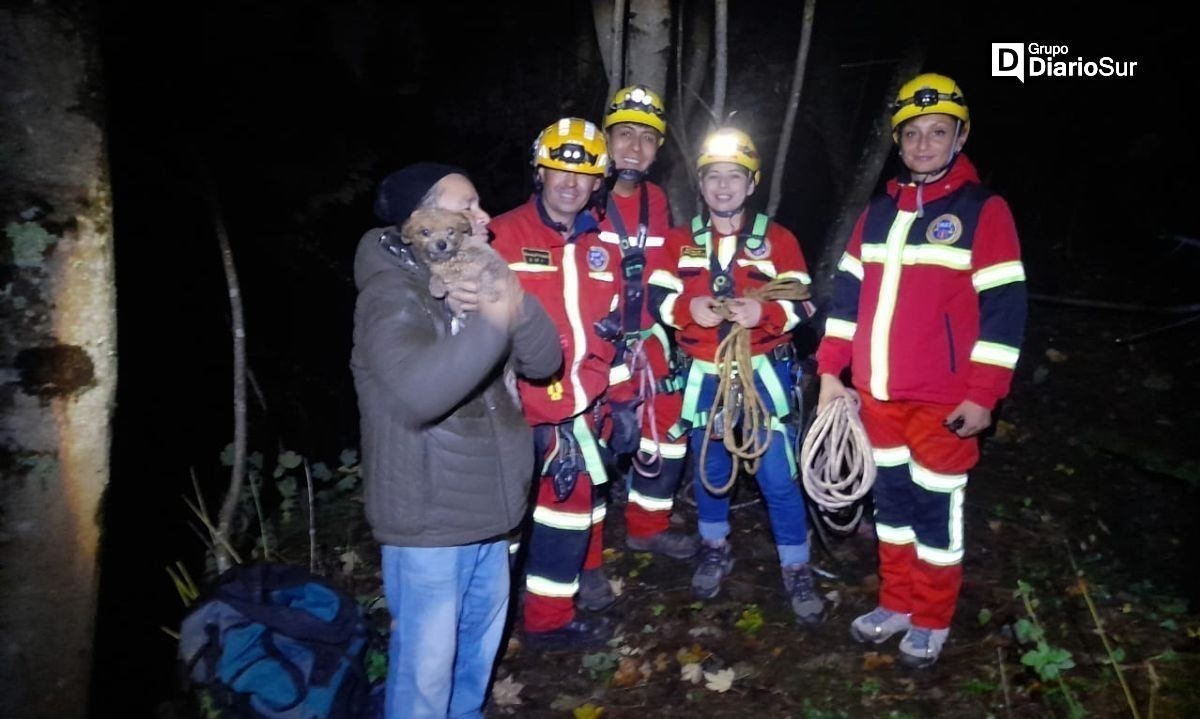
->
<box><xmin>781</xmin><ymin>564</ymin><xmax>825</xmax><ymax>625</ymax></box>
<box><xmin>898</xmin><ymin>626</ymin><xmax>950</xmax><ymax>668</ymax></box>
<box><xmin>625</xmin><ymin>529</ymin><xmax>701</xmax><ymax>560</ymax></box>
<box><xmin>691</xmin><ymin>542</ymin><xmax>734</xmax><ymax>599</ymax></box>
<box><xmin>576</xmin><ymin>567</ymin><xmax>616</xmax><ymax>612</ymax></box>
<box><xmin>850</xmin><ymin>607</ymin><xmax>912</xmax><ymax>644</ymax></box>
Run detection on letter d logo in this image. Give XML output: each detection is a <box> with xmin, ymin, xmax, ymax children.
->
<box><xmin>991</xmin><ymin>42</ymin><xmax>1025</xmax><ymax>83</ymax></box>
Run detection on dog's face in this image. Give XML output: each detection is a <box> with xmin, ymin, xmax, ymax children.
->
<box><xmin>400</xmin><ymin>208</ymin><xmax>474</xmax><ymax>265</ymax></box>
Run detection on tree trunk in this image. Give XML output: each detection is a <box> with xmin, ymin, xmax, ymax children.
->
<box><xmin>593</xmin><ymin>0</ymin><xmax>628</xmax><ymax>101</ymax></box>
<box><xmin>679</xmin><ymin>0</ymin><xmax>711</xmax><ymax>122</ymax></box>
<box><xmin>814</xmin><ymin>43</ymin><xmax>925</xmax><ymax>303</ymax></box>
<box><xmin>711</xmin><ymin>0</ymin><xmax>728</xmax><ymax>126</ymax></box>
<box><xmin>625</xmin><ymin>0</ymin><xmax>670</xmax><ymax>96</ymax></box>
<box><xmin>767</xmin><ymin>0</ymin><xmax>817</xmax><ymax>218</ymax></box>
<box><xmin>0</xmin><ymin>3</ymin><xmax>117</xmax><ymax>718</ymax></box>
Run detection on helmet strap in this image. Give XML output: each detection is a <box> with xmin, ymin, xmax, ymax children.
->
<box><xmin>616</xmin><ymin>168</ymin><xmax>645</xmax><ymax>183</ymax></box>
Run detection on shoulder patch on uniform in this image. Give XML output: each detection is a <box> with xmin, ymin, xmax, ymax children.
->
<box><xmin>681</xmin><ymin>246</ymin><xmax>707</xmax><ymax>259</ymax></box>
<box><xmin>522</xmin><ymin>248</ymin><xmax>552</xmax><ymax>265</ymax></box>
<box><xmin>587</xmin><ymin>246</ymin><xmax>610</xmax><ymax>271</ymax></box>
<box><xmin>926</xmin><ymin>214</ymin><xmax>963</xmax><ymax>245</ymax></box>
<box><xmin>744</xmin><ymin>237</ymin><xmax>771</xmax><ymax>259</ymax></box>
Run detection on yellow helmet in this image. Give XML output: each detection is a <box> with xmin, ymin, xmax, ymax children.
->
<box><xmin>696</xmin><ymin>128</ymin><xmax>761</xmax><ymax>185</ymax></box>
<box><xmin>532</xmin><ymin>117</ymin><xmax>609</xmax><ymax>176</ymax></box>
<box><xmin>890</xmin><ymin>73</ymin><xmax>969</xmax><ymax>133</ymax></box>
<box><xmin>603</xmin><ymin>84</ymin><xmax>667</xmax><ymax>136</ymax></box>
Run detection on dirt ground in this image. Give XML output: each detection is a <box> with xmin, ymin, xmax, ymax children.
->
<box><xmin>471</xmin><ymin>304</ymin><xmax>1200</xmax><ymax>718</ymax></box>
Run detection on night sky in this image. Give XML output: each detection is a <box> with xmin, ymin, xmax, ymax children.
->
<box><xmin>88</xmin><ymin>0</ymin><xmax>1196</xmax><ymax>714</ymax></box>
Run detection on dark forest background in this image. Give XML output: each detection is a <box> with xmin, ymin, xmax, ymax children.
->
<box><xmin>89</xmin><ymin>1</ymin><xmax>1197</xmax><ymax>715</ymax></box>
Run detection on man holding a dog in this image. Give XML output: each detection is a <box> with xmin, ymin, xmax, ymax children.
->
<box><xmin>352</xmin><ymin>163</ymin><xmax>561</xmax><ymax>719</ymax></box>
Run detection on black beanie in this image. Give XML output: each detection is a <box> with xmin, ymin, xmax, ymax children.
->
<box><xmin>373</xmin><ymin>162</ymin><xmax>468</xmax><ymax>225</ymax></box>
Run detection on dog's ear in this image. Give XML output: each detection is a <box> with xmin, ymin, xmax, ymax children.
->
<box><xmin>399</xmin><ymin>208</ymin><xmax>431</xmax><ymax>244</ymax></box>
<box><xmin>454</xmin><ymin>211</ymin><xmax>473</xmax><ymax>235</ymax></box>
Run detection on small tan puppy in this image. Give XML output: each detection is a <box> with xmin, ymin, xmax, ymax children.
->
<box><xmin>400</xmin><ymin>208</ymin><xmax>508</xmax><ymax>302</ymax></box>
<box><xmin>399</xmin><ymin>207</ymin><xmax>522</xmax><ymax>408</ymax></box>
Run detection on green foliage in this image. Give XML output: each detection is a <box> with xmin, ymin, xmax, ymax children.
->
<box><xmin>580</xmin><ymin>650</ymin><xmax>618</xmax><ymax>681</ymax></box>
<box><xmin>977</xmin><ymin>607</ymin><xmax>993</xmax><ymax>626</ymax></box>
<box><xmin>735</xmin><ymin>604</ymin><xmax>764</xmax><ymax>635</ymax></box>
<box><xmin>858</xmin><ymin>677</ymin><xmax>882</xmax><ymax>697</ymax></box>
<box><xmin>800</xmin><ymin>700</ymin><xmax>849</xmax><ymax>719</ymax></box>
<box><xmin>650</xmin><ymin>603</ymin><xmax>665</xmax><ymax>617</ymax></box>
<box><xmin>1020</xmin><ymin>643</ymin><xmax>1075</xmax><ymax>680</ymax></box>
<box><xmin>365</xmin><ymin>648</ymin><xmax>388</xmax><ymax>684</ymax></box>
<box><xmin>959</xmin><ymin>677</ymin><xmax>997</xmax><ymax>696</ymax></box>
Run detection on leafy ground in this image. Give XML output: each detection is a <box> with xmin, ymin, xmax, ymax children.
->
<box><xmin>477</xmin><ymin>304</ymin><xmax>1200</xmax><ymax>719</ymax></box>
<box><xmin>194</xmin><ymin>303</ymin><xmax>1200</xmax><ymax>719</ymax></box>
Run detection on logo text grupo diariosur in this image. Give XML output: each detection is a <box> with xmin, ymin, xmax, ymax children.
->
<box><xmin>991</xmin><ymin>43</ymin><xmax>1138</xmax><ymax>83</ymax></box>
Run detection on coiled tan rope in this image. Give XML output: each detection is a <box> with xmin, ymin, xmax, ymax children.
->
<box><xmin>800</xmin><ymin>390</ymin><xmax>876</xmax><ymax>531</ymax></box>
<box><xmin>698</xmin><ymin>278</ymin><xmax>811</xmax><ymax>495</ymax></box>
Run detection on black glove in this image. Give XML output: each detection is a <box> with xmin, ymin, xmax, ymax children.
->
<box><xmin>546</xmin><ymin>425</ymin><xmax>584</xmax><ymax>502</ymax></box>
<box><xmin>608</xmin><ymin>399</ymin><xmax>642</xmax><ymax>455</ymax></box>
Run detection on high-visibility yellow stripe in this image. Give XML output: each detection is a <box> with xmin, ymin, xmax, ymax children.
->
<box><xmin>777</xmin><ymin>300</ymin><xmax>801</xmax><ymax>332</ymax></box>
<box><xmin>526</xmin><ymin>574</ymin><xmax>579</xmax><ymax>598</ymax></box>
<box><xmin>591</xmin><ymin>504</ymin><xmax>607</xmax><ymax>525</ymax></box>
<box><xmin>638</xmin><ymin>436</ymin><xmax>687</xmax><ymax>459</ymax></box>
<box><xmin>735</xmin><ymin>259</ymin><xmax>778</xmax><ymax>276</ymax></box>
<box><xmin>949</xmin><ymin>485</ymin><xmax>964</xmax><ymax>554</ymax></box>
<box><xmin>861</xmin><ymin>243</ymin><xmax>972</xmax><ymax>270</ymax></box>
<box><xmin>573</xmin><ymin>414</ymin><xmax>607</xmax><ymax>486</ymax></box>
<box><xmin>533</xmin><ymin>506</ymin><xmax>592</xmax><ymax>530</ymax></box>
<box><xmin>562</xmin><ymin>244</ymin><xmax>589</xmax><ymax>415</ymax></box>
<box><xmin>916</xmin><ymin>543</ymin><xmax>963</xmax><ymax>566</ymax></box>
<box><xmin>589</xmin><ymin>271</ymin><xmax>614</xmax><ymax>282</ymax></box>
<box><xmin>508</xmin><ymin>542</ymin><xmax>520</xmax><ymax>555</ymax></box>
<box><xmin>869</xmin><ymin>211</ymin><xmax>917</xmax><ymax>400</ymax></box>
<box><xmin>824</xmin><ymin>317</ymin><xmax>856</xmax><ymax>341</ymax></box>
<box><xmin>970</xmin><ymin>341</ymin><xmax>1020</xmax><ymax>369</ymax></box>
<box><xmin>876</xmin><ymin>523</ymin><xmax>916</xmax><ymax>544</ymax></box>
<box><xmin>629</xmin><ymin>488</ymin><xmax>674</xmax><ymax>512</ymax></box>
<box><xmin>910</xmin><ymin>460</ymin><xmax>968</xmax><ymax>492</ymax></box>
<box><xmin>509</xmin><ymin>262</ymin><xmax>557</xmax><ymax>273</ymax></box>
<box><xmin>609</xmin><ymin>293</ymin><xmax>619</xmax><ymax>312</ymax></box>
<box><xmin>648</xmin><ymin>269</ymin><xmax>682</xmax><ymax>292</ymax></box>
<box><xmin>659</xmin><ymin>293</ymin><xmax>679</xmax><ymax>328</ymax></box>
<box><xmin>972</xmin><ymin>260</ymin><xmax>1026</xmax><ymax>292</ymax></box>
<box><xmin>609</xmin><ymin>364</ymin><xmax>632</xmax><ymax>385</ymax></box>
<box><xmin>678</xmin><ymin>256</ymin><xmax>708</xmax><ymax>269</ymax></box>
<box><xmin>777</xmin><ymin>270</ymin><xmax>812</xmax><ymax>285</ymax></box>
<box><xmin>717</xmin><ymin>235</ymin><xmax>737</xmax><ymax>269</ymax></box>
<box><xmin>872</xmin><ymin>445</ymin><xmax>910</xmax><ymax>467</ymax></box>
<box><xmin>837</xmin><ymin>252</ymin><xmax>864</xmax><ymax>280</ymax></box>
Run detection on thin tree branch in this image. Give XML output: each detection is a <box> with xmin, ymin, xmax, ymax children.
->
<box><xmin>767</xmin><ymin>0</ymin><xmax>816</xmax><ymax>218</ymax></box>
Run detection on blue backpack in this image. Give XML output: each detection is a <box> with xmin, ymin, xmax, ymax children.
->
<box><xmin>179</xmin><ymin>563</ymin><xmax>369</xmax><ymax>719</ymax></box>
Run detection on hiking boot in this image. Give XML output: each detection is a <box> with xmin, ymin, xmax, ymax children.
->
<box><xmin>781</xmin><ymin>564</ymin><xmax>825</xmax><ymax>625</ymax></box>
<box><xmin>523</xmin><ymin>616</ymin><xmax>614</xmax><ymax>651</ymax></box>
<box><xmin>898</xmin><ymin>626</ymin><xmax>950</xmax><ymax>668</ymax></box>
<box><xmin>850</xmin><ymin>607</ymin><xmax>912</xmax><ymax>644</ymax></box>
<box><xmin>625</xmin><ymin>529</ymin><xmax>701</xmax><ymax>560</ymax></box>
<box><xmin>576</xmin><ymin>567</ymin><xmax>617</xmax><ymax>612</ymax></box>
<box><xmin>691</xmin><ymin>541</ymin><xmax>734</xmax><ymax>600</ymax></box>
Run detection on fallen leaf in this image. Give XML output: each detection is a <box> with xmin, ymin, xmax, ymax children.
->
<box><xmin>491</xmin><ymin>675</ymin><xmax>524</xmax><ymax>707</ymax></box>
<box><xmin>639</xmin><ymin>660</ymin><xmax>653</xmax><ymax>682</ymax></box>
<box><xmin>1053</xmin><ymin>463</ymin><xmax>1076</xmax><ymax>476</ymax></box>
<box><xmin>771</xmin><ymin>646</ymin><xmax>784</xmax><ymax>658</ymax></box>
<box><xmin>676</xmin><ymin>644</ymin><xmax>706</xmax><ymax>665</ymax></box>
<box><xmin>339</xmin><ymin>549</ymin><xmax>360</xmax><ymax>575</ymax></box>
<box><xmin>825</xmin><ymin>590</ymin><xmax>842</xmax><ymax>609</ymax></box>
<box><xmin>611</xmin><ymin>657</ymin><xmax>642</xmax><ymax>688</ymax></box>
<box><xmin>551</xmin><ymin>694</ymin><xmax>583</xmax><ymax>711</ymax></box>
<box><xmin>653</xmin><ymin>652</ymin><xmax>671</xmax><ymax>672</ymax></box>
<box><xmin>993</xmin><ymin>420</ymin><xmax>1017</xmax><ymax>443</ymax></box>
<box><xmin>573</xmin><ymin>703</ymin><xmax>605</xmax><ymax>719</ymax></box>
<box><xmin>602</xmin><ymin>548</ymin><xmax>622</xmax><ymax>563</ymax></box>
<box><xmin>503</xmin><ymin>636</ymin><xmax>522</xmax><ymax>660</ymax></box>
<box><xmin>862</xmin><ymin>651</ymin><xmax>895</xmax><ymax>671</ymax></box>
<box><xmin>1045</xmin><ymin>348</ymin><xmax>1068</xmax><ymax>363</ymax></box>
<box><xmin>688</xmin><ymin>625</ymin><xmax>722</xmax><ymax>639</ymax></box>
<box><xmin>988</xmin><ymin>520</ymin><xmax>1004</xmax><ymax>533</ymax></box>
<box><xmin>704</xmin><ymin>667</ymin><xmax>736</xmax><ymax>692</ymax></box>
<box><xmin>680</xmin><ymin>662</ymin><xmax>704</xmax><ymax>684</ymax></box>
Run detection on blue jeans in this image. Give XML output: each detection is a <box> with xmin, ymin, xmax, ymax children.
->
<box><xmin>382</xmin><ymin>540</ymin><xmax>509</xmax><ymax>719</ymax></box>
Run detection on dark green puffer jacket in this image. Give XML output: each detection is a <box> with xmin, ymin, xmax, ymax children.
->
<box><xmin>351</xmin><ymin>227</ymin><xmax>561</xmax><ymax>547</ymax></box>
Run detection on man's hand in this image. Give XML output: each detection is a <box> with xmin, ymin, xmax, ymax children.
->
<box><xmin>445</xmin><ymin>279</ymin><xmax>482</xmax><ymax>315</ymax></box>
<box><xmin>944</xmin><ymin>400</ymin><xmax>991</xmax><ymax>437</ymax></box>
<box><xmin>477</xmin><ymin>272</ymin><xmax>525</xmax><ymax>331</ymax></box>
<box><xmin>726</xmin><ymin>298</ymin><xmax>763</xmax><ymax>328</ymax></box>
<box><xmin>817</xmin><ymin>373</ymin><xmax>852</xmax><ymax>413</ymax></box>
<box><xmin>689</xmin><ymin>296</ymin><xmax>724</xmax><ymax>328</ymax></box>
